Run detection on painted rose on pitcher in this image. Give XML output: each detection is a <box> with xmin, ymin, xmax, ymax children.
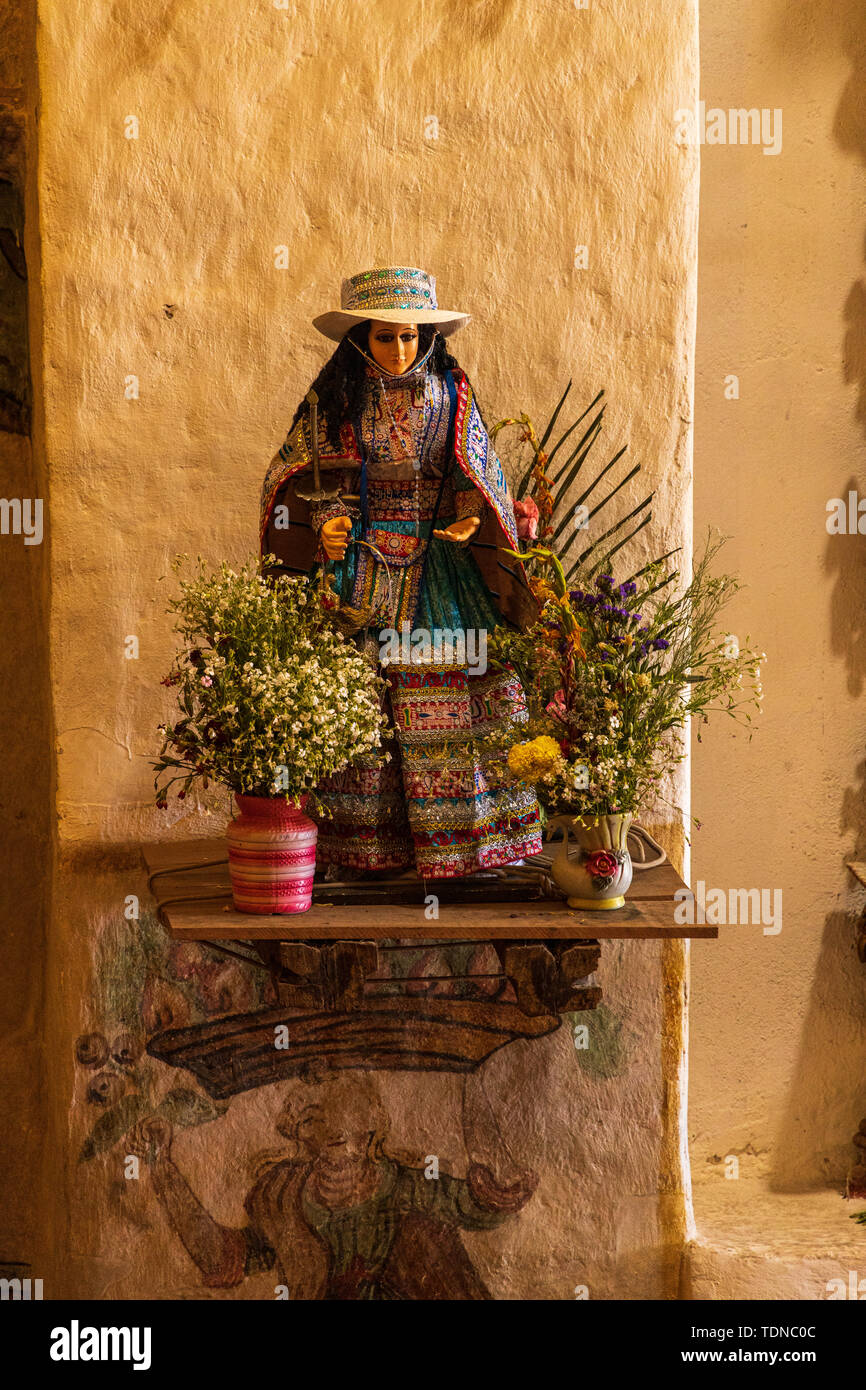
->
<box><xmin>584</xmin><ymin>850</ymin><xmax>620</xmax><ymax>885</ymax></box>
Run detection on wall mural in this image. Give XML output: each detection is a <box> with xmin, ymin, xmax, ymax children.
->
<box><xmin>76</xmin><ymin>909</ymin><xmax>566</xmax><ymax>1300</ymax></box>
<box><xmin>127</xmin><ymin>1070</ymin><xmax>536</xmax><ymax>1300</ymax></box>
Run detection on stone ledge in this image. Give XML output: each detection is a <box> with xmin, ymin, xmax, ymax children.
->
<box><xmin>682</xmin><ymin>1179</ymin><xmax>866</xmax><ymax>1300</ymax></box>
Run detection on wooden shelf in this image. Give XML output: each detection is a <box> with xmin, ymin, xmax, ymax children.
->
<box><xmin>142</xmin><ymin>839</ymin><xmax>717</xmax><ymax>941</ymax></box>
<box><xmin>140</xmin><ymin>838</ymin><xmax>714</xmax><ymax>1082</ymax></box>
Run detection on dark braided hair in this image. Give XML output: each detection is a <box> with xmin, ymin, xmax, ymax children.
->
<box><xmin>289</xmin><ymin>321</ymin><xmax>461</xmax><ymax>453</ymax></box>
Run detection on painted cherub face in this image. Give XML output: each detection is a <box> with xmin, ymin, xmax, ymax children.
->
<box><xmin>367</xmin><ymin>318</ymin><xmax>419</xmax><ymax>375</ymax></box>
<box><xmin>279</xmin><ymin>1075</ymin><xmax>384</xmax><ymax>1164</ymax></box>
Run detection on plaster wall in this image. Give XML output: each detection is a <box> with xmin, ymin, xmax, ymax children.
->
<box><xmin>691</xmin><ymin>1</ymin><xmax>866</xmax><ymax>1191</ymax></box>
<box><xmin>25</xmin><ymin>0</ymin><xmax>698</xmax><ymax>1296</ymax></box>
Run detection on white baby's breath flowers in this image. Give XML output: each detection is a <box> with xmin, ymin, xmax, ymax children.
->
<box><xmin>154</xmin><ymin>557</ymin><xmax>388</xmax><ymax>811</ymax></box>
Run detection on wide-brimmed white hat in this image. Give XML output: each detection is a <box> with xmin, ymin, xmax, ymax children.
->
<box><xmin>312</xmin><ymin>265</ymin><xmax>470</xmax><ymax>341</ymax></box>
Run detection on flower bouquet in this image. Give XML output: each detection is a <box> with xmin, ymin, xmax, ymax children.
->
<box><xmin>153</xmin><ymin>555</ymin><xmax>388</xmax><ymax>912</ymax></box>
<box><xmin>495</xmin><ymin>536</ymin><xmax>763</xmax><ymax>815</ymax></box>
<box><xmin>489</xmin><ymin>386</ymin><xmax>764</xmax><ymax>907</ymax></box>
<box><xmin>489</xmin><ymin>537</ymin><xmax>763</xmax><ymax>906</ymax></box>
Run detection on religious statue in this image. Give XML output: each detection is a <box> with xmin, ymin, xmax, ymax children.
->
<box><xmin>260</xmin><ymin>265</ymin><xmax>542</xmax><ymax>879</ymax></box>
<box><xmin>130</xmin><ymin>1068</ymin><xmax>537</xmax><ymax>1300</ymax></box>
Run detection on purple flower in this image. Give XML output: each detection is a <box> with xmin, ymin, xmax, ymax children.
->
<box><xmin>619</xmin><ymin>581</ymin><xmax>637</xmax><ymax>597</ymax></box>
<box><xmin>597</xmin><ymin>574</ymin><xmax>614</xmax><ymax>590</ymax></box>
<box><xmin>652</xmin><ymin>637</ymin><xmax>670</xmax><ymax>651</ymax></box>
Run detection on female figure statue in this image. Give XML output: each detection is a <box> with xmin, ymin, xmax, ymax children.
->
<box><xmin>260</xmin><ymin>265</ymin><xmax>541</xmax><ymax>879</ymax></box>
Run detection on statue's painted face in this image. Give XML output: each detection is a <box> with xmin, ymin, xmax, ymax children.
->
<box><xmin>367</xmin><ymin>319</ymin><xmax>419</xmax><ymax>375</ymax></box>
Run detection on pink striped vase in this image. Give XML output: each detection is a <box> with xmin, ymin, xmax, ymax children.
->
<box><xmin>227</xmin><ymin>794</ymin><xmax>317</xmax><ymax>914</ymax></box>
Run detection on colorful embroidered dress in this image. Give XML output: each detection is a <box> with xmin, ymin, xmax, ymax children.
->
<box><xmin>260</xmin><ymin>354</ymin><xmax>542</xmax><ymax>878</ymax></box>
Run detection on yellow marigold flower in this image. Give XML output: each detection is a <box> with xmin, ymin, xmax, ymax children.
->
<box><xmin>529</xmin><ymin>577</ymin><xmax>557</xmax><ymax>605</ymax></box>
<box><xmin>507</xmin><ymin>735</ymin><xmax>564</xmax><ymax>782</ymax></box>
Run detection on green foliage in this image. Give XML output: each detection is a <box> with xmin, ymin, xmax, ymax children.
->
<box><xmin>495</xmin><ymin>385</ymin><xmax>655</xmax><ymax>582</ymax></box>
<box><xmin>567</xmin><ymin>1004</ymin><xmax>630</xmax><ymax>1080</ymax></box>
<box><xmin>79</xmin><ymin>1094</ymin><xmax>151</xmax><ymax>1162</ymax></box>
<box><xmin>79</xmin><ymin>1086</ymin><xmax>228</xmax><ymax>1163</ymax></box>
<box><xmin>95</xmin><ymin>910</ymin><xmax>166</xmax><ymax>1033</ymax></box>
<box><xmin>154</xmin><ymin>1088</ymin><xmax>227</xmax><ymax>1129</ymax></box>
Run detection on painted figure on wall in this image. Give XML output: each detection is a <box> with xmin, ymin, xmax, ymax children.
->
<box><xmin>130</xmin><ymin>1068</ymin><xmax>537</xmax><ymax>1299</ymax></box>
<box><xmin>260</xmin><ymin>266</ymin><xmax>542</xmax><ymax>879</ymax></box>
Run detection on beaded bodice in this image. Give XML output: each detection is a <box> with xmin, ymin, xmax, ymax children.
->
<box><xmin>366</xmin><ymin>473</ymin><xmax>453</xmax><ymax>525</ymax></box>
<box><xmin>307</xmin><ymin>356</ymin><xmax>486</xmax><ymax>542</ymax></box>
<box><xmin>359</xmin><ymin>361</ymin><xmax>451</xmax><ymax>480</ymax></box>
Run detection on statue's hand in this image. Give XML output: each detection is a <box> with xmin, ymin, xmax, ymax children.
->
<box><xmin>433</xmin><ymin>516</ymin><xmax>481</xmax><ymax>544</ymax></box>
<box><xmin>320</xmin><ymin>516</ymin><xmax>352</xmax><ymax>560</ymax></box>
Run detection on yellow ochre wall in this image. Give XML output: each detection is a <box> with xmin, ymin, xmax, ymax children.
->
<box><xmin>691</xmin><ymin>0</ymin><xmax>866</xmax><ymax>1195</ymax></box>
<box><xmin>21</xmin><ymin>0</ymin><xmax>698</xmax><ymax>1296</ymax></box>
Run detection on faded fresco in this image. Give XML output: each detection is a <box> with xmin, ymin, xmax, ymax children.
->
<box><xmin>75</xmin><ymin>909</ymin><xmax>572</xmax><ymax>1299</ymax></box>
<box><xmin>128</xmin><ymin>1069</ymin><xmax>536</xmax><ymax>1300</ymax></box>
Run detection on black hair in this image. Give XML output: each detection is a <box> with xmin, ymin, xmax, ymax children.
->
<box><xmin>288</xmin><ymin>321</ymin><xmax>460</xmax><ymax>453</ymax></box>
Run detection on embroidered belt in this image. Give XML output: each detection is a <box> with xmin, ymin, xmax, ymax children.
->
<box><xmin>366</xmin><ymin>527</ymin><xmax>424</xmax><ymax>569</ymax></box>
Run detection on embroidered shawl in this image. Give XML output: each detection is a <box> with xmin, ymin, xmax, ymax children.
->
<box><xmin>259</xmin><ymin>368</ymin><xmax>536</xmax><ymax>631</ymax></box>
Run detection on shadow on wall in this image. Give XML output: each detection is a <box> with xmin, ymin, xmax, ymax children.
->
<box><xmin>769</xmin><ymin>0</ymin><xmax>866</xmax><ymax>1189</ymax></box>
<box><xmin>826</xmin><ymin>478</ymin><xmax>866</xmax><ymax>699</ymax></box>
<box><xmin>836</xmin><ymin>22</ymin><xmax>866</xmax><ymax>440</ymax></box>
<box><xmin>772</xmin><ymin>0</ymin><xmax>866</xmax><ymax>436</ymax></box>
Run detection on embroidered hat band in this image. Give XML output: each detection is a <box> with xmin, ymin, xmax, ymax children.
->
<box><xmin>313</xmin><ymin>265</ymin><xmax>470</xmax><ymax>341</ymax></box>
